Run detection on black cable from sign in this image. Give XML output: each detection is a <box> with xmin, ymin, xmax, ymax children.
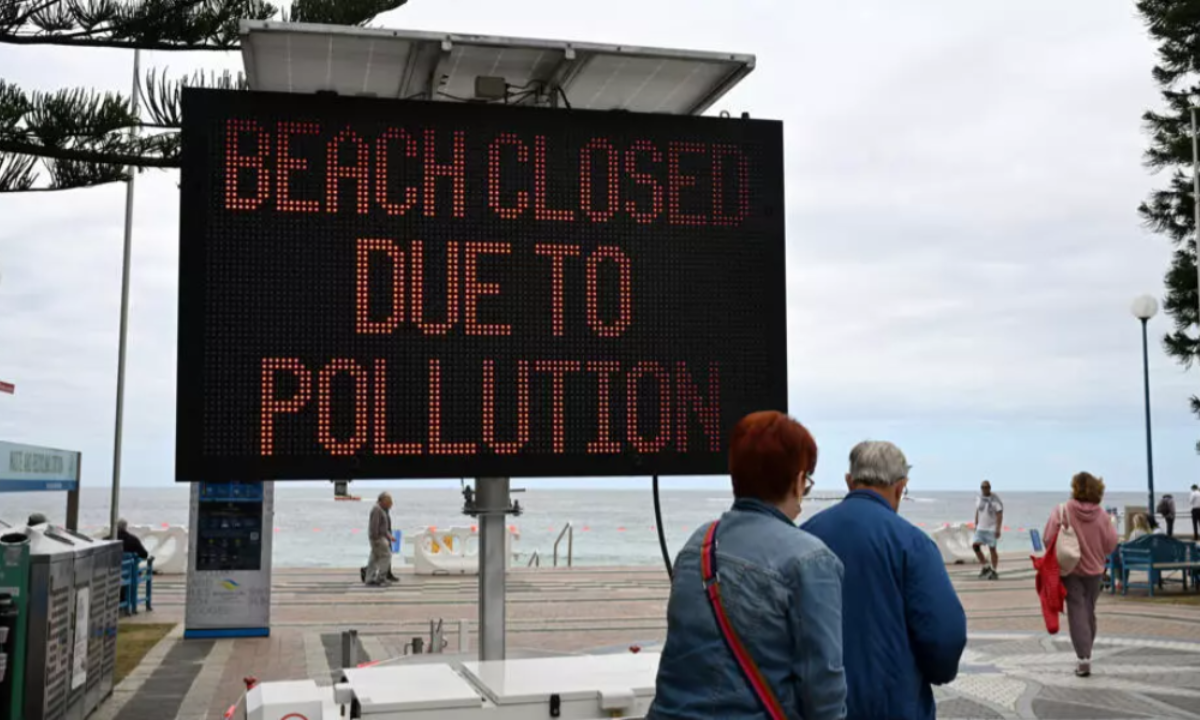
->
<box><xmin>555</xmin><ymin>85</ymin><xmax>573</xmax><ymax>110</ymax></box>
<box><xmin>652</xmin><ymin>474</ymin><xmax>673</xmax><ymax>581</ymax></box>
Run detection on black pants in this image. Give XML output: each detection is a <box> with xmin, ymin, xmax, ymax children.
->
<box><xmin>1193</xmin><ymin>508</ymin><xmax>1200</xmax><ymax>540</ymax></box>
<box><xmin>1165</xmin><ymin>515</ymin><xmax>1174</xmax><ymax>537</ymax></box>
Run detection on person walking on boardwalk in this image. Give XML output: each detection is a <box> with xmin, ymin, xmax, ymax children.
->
<box><xmin>1156</xmin><ymin>495</ymin><xmax>1176</xmax><ymax>537</ymax></box>
<box><xmin>1191</xmin><ymin>485</ymin><xmax>1200</xmax><ymax>540</ymax></box>
<box><xmin>364</xmin><ymin>492</ymin><xmax>395</xmax><ymax>587</ymax></box>
<box><xmin>649</xmin><ymin>411</ymin><xmax>847</xmax><ymax>720</ymax></box>
<box><xmin>804</xmin><ymin>441</ymin><xmax>967</xmax><ymax>720</ymax></box>
<box><xmin>1042</xmin><ymin>472</ymin><xmax>1119</xmax><ymax>678</ymax></box>
<box><xmin>972</xmin><ymin>480</ymin><xmax>1004</xmax><ymax>579</ymax></box>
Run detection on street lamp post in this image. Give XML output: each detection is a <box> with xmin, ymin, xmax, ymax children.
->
<box><xmin>109</xmin><ymin>49</ymin><xmax>141</xmax><ymax>541</ymax></box>
<box><xmin>1191</xmin><ymin>108</ymin><xmax>1200</xmax><ymax>326</ymax></box>
<box><xmin>1131</xmin><ymin>295</ymin><xmax>1159</xmax><ymax>521</ymax></box>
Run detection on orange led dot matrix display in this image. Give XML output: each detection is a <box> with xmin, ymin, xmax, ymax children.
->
<box><xmin>177</xmin><ymin>88</ymin><xmax>786</xmax><ymax>481</ymax></box>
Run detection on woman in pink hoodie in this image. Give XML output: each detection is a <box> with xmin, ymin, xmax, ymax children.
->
<box><xmin>1043</xmin><ymin>471</ymin><xmax>1119</xmax><ymax>677</ymax></box>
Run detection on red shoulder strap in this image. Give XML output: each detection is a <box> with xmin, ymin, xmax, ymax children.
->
<box><xmin>701</xmin><ymin>521</ymin><xmax>788</xmax><ymax>720</ymax></box>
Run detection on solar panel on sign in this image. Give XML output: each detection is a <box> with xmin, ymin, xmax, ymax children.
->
<box><xmin>238</xmin><ymin>21</ymin><xmax>755</xmax><ymax>116</ymax></box>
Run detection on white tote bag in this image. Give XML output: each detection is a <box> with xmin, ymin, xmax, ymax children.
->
<box><xmin>1056</xmin><ymin>503</ymin><xmax>1082</xmax><ymax>576</ymax></box>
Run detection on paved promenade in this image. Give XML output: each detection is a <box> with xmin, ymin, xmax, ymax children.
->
<box><xmin>100</xmin><ymin>560</ymin><xmax>1200</xmax><ymax>720</ymax></box>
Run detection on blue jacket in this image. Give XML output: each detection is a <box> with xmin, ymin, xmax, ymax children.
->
<box><xmin>649</xmin><ymin>498</ymin><xmax>847</xmax><ymax>720</ymax></box>
<box><xmin>802</xmin><ymin>490</ymin><xmax>966</xmax><ymax>720</ymax></box>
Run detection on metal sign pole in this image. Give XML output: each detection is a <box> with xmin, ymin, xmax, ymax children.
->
<box><xmin>476</xmin><ymin>476</ymin><xmax>509</xmax><ymax>661</ymax></box>
<box><xmin>65</xmin><ymin>454</ymin><xmax>82</xmax><ymax>531</ymax></box>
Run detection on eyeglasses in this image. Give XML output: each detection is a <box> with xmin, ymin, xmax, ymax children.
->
<box><xmin>803</xmin><ymin>471</ymin><xmax>815</xmax><ymax>497</ymax></box>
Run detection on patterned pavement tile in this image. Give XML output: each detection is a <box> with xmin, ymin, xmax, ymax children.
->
<box><xmin>986</xmin><ymin>638</ymin><xmax>1063</xmax><ymax>657</ymax></box>
<box><xmin>1005</xmin><ymin>671</ymin><xmax>1200</xmax><ymax>698</ymax></box>
<box><xmin>1030</xmin><ymin>698</ymin><xmax>1153</xmax><ymax>719</ymax></box>
<box><xmin>1037</xmin><ymin>685</ymin><xmax>1171</xmax><ymax>718</ymax></box>
<box><xmin>1151</xmin><ymin>671</ymin><xmax>1200</xmax><ymax>690</ymax></box>
<box><xmin>100</xmin><ymin>565</ymin><xmax>1200</xmax><ymax>719</ymax></box>
<box><xmin>938</xmin><ymin>696</ymin><xmax>1007</xmax><ymax>719</ymax></box>
<box><xmin>946</xmin><ymin>673</ymin><xmax>1027</xmax><ymax>711</ymax></box>
<box><xmin>1142</xmin><ymin>693</ymin><xmax>1200</xmax><ymax>718</ymax></box>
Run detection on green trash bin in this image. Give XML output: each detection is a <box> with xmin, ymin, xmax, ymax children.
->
<box><xmin>0</xmin><ymin>531</ymin><xmax>31</xmax><ymax>720</ymax></box>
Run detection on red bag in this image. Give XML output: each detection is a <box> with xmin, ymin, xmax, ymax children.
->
<box><xmin>701</xmin><ymin>521</ymin><xmax>788</xmax><ymax>720</ymax></box>
<box><xmin>1031</xmin><ymin>536</ymin><xmax>1067</xmax><ymax>634</ymax></box>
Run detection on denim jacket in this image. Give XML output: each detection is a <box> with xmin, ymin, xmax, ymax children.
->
<box><xmin>648</xmin><ymin>499</ymin><xmax>847</xmax><ymax>720</ymax></box>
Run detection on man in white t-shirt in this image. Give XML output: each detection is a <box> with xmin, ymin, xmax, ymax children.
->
<box><xmin>1190</xmin><ymin>484</ymin><xmax>1200</xmax><ymax>541</ymax></box>
<box><xmin>972</xmin><ymin>480</ymin><xmax>1003</xmax><ymax>580</ymax></box>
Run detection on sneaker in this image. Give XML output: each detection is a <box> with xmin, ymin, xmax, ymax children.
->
<box><xmin>989</xmin><ymin>568</ymin><xmax>1000</xmax><ymax>580</ymax></box>
<box><xmin>1075</xmin><ymin>660</ymin><xmax>1091</xmax><ymax>677</ymax></box>
<box><xmin>386</xmin><ymin>572</ymin><xmax>400</xmax><ymax>582</ymax></box>
<box><xmin>978</xmin><ymin>566</ymin><xmax>991</xmax><ymax>578</ymax></box>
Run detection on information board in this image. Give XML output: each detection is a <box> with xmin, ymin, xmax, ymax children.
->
<box><xmin>0</xmin><ymin>440</ymin><xmax>80</xmax><ymax>492</ymax></box>
<box><xmin>176</xmin><ymin>88</ymin><xmax>787</xmax><ymax>480</ymax></box>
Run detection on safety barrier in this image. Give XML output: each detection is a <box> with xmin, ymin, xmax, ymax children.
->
<box><xmin>930</xmin><ymin>523</ymin><xmax>977</xmax><ymax>563</ymax></box>
<box><xmin>407</xmin><ymin>526</ymin><xmax>521</xmax><ymax>576</ymax></box>
<box><xmin>96</xmin><ymin>525</ymin><xmax>189</xmax><ymax>575</ymax></box>
<box><xmin>81</xmin><ymin>520</ymin><xmax>1032</xmax><ymax>572</ymax></box>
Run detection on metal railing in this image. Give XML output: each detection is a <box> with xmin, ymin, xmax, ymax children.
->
<box><xmin>552</xmin><ymin>522</ymin><xmax>574</xmax><ymax>567</ymax></box>
<box><xmin>526</xmin><ymin>550</ymin><xmax>540</xmax><ymax>567</ymax></box>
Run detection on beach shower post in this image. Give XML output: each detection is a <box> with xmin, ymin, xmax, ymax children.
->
<box><xmin>1131</xmin><ymin>294</ymin><xmax>1159</xmax><ymax>519</ymax></box>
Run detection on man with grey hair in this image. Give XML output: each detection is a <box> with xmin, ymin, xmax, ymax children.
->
<box><xmin>803</xmin><ymin>441</ymin><xmax>966</xmax><ymax>720</ymax></box>
<box><xmin>364</xmin><ymin>491</ymin><xmax>395</xmax><ymax>586</ymax></box>
<box><xmin>117</xmin><ymin>518</ymin><xmax>150</xmax><ymax>561</ymax></box>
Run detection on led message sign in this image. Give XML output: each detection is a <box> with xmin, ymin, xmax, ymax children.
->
<box><xmin>176</xmin><ymin>88</ymin><xmax>786</xmax><ymax>480</ymax></box>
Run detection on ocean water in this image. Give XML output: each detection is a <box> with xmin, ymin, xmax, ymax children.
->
<box><xmin>0</xmin><ymin>486</ymin><xmax>1174</xmax><ymax>568</ymax></box>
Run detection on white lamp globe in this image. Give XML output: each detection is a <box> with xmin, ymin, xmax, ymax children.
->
<box><xmin>1131</xmin><ymin>294</ymin><xmax>1159</xmax><ymax>321</ymax></box>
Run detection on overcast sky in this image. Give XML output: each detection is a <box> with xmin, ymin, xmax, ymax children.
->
<box><xmin>0</xmin><ymin>0</ymin><xmax>1195</xmax><ymax>493</ymax></box>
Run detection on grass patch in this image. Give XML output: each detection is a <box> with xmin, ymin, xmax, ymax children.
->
<box><xmin>116</xmin><ymin>623</ymin><xmax>175</xmax><ymax>683</ymax></box>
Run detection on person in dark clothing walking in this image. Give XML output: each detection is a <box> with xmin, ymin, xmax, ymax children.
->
<box><xmin>1191</xmin><ymin>485</ymin><xmax>1200</xmax><ymax>541</ymax></box>
<box><xmin>803</xmin><ymin>441</ymin><xmax>966</xmax><ymax>720</ymax></box>
<box><xmin>1156</xmin><ymin>495</ymin><xmax>1176</xmax><ymax>537</ymax></box>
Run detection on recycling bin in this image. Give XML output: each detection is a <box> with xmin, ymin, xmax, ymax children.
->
<box><xmin>0</xmin><ymin>531</ymin><xmax>31</xmax><ymax>720</ymax></box>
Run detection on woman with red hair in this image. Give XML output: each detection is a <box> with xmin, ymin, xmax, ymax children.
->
<box><xmin>648</xmin><ymin>411</ymin><xmax>847</xmax><ymax>720</ymax></box>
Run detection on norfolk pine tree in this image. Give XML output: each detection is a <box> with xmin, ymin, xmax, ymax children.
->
<box><xmin>0</xmin><ymin>0</ymin><xmax>407</xmax><ymax>192</ymax></box>
<box><xmin>1138</xmin><ymin>0</ymin><xmax>1200</xmax><ymax>449</ymax></box>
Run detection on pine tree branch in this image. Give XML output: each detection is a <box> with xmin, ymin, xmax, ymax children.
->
<box><xmin>0</xmin><ymin>0</ymin><xmax>407</xmax><ymax>49</ymax></box>
<box><xmin>0</xmin><ymin>32</ymin><xmax>231</xmax><ymax>48</ymax></box>
<box><xmin>0</xmin><ymin>0</ymin><xmax>273</xmax><ymax>48</ymax></box>
<box><xmin>0</xmin><ymin>149</ymin><xmax>37</xmax><ymax>190</ymax></box>
<box><xmin>1137</xmin><ymin>0</ymin><xmax>1200</xmax><ymax>434</ymax></box>
<box><xmin>139</xmin><ymin>65</ymin><xmax>245</xmax><ymax>126</ymax></box>
<box><xmin>0</xmin><ymin>0</ymin><xmax>410</xmax><ymax>189</ymax></box>
<box><xmin>9</xmin><ymin>0</ymin><xmax>66</xmax><ymax>28</ymax></box>
<box><xmin>0</xmin><ymin>138</ymin><xmax>176</xmax><ymax>168</ymax></box>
